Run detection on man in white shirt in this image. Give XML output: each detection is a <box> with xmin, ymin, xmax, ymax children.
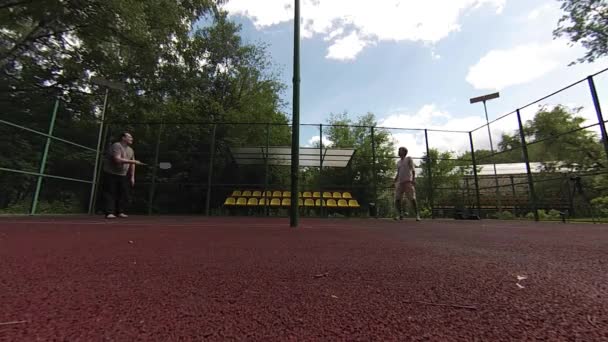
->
<box><xmin>394</xmin><ymin>147</ymin><xmax>421</xmax><ymax>221</ymax></box>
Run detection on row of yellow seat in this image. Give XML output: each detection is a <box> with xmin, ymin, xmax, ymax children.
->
<box><xmin>230</xmin><ymin>190</ymin><xmax>353</xmax><ymax>199</ymax></box>
<box><xmin>224</xmin><ymin>197</ymin><xmax>361</xmax><ymax>208</ymax></box>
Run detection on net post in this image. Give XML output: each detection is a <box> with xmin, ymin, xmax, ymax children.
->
<box><xmin>30</xmin><ymin>99</ymin><xmax>60</xmax><ymax>215</ymax></box>
<box><xmin>205</xmin><ymin>124</ymin><xmax>217</xmax><ymax>216</ymax></box>
<box><xmin>424</xmin><ymin>129</ymin><xmax>434</xmax><ymax>219</ymax></box>
<box><xmin>88</xmin><ymin>88</ymin><xmax>109</xmax><ymax>214</ymax></box>
<box><xmin>468</xmin><ymin>131</ymin><xmax>482</xmax><ymax>218</ymax></box>
<box><xmin>516</xmin><ymin>109</ymin><xmax>538</xmax><ymax>221</ymax></box>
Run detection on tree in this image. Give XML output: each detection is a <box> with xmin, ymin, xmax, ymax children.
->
<box><xmin>304</xmin><ymin>112</ymin><xmax>395</xmax><ymax>214</ymax></box>
<box><xmin>417</xmin><ymin>149</ymin><xmax>469</xmax><ymax>211</ymax></box>
<box><xmin>0</xmin><ymin>4</ymin><xmax>293</xmax><ymax>215</ymax></box>
<box><xmin>554</xmin><ymin>0</ymin><xmax>608</xmax><ymax>64</ymax></box>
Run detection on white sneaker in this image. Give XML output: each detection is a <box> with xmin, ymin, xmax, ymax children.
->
<box><xmin>106</xmin><ymin>214</ymin><xmax>117</xmax><ymax>219</ymax></box>
<box><xmin>118</xmin><ymin>213</ymin><xmax>129</xmax><ymax>218</ymax></box>
<box><xmin>416</xmin><ymin>216</ymin><xmax>421</xmax><ymax>221</ymax></box>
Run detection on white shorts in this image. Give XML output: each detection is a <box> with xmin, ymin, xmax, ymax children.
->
<box><xmin>395</xmin><ymin>181</ymin><xmax>416</xmax><ymax>201</ymax></box>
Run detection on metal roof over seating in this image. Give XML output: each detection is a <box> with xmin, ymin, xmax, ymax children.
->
<box><xmin>229</xmin><ymin>146</ymin><xmax>356</xmax><ymax>168</ymax></box>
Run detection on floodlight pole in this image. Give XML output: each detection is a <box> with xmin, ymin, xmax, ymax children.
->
<box><xmin>470</xmin><ymin>92</ymin><xmax>502</xmax><ymax>214</ymax></box>
<box><xmin>290</xmin><ymin>0</ymin><xmax>301</xmax><ymax>228</ymax></box>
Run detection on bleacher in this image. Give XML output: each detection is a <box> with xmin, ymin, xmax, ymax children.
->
<box><xmin>224</xmin><ymin>190</ymin><xmax>361</xmax><ymax>209</ymax></box>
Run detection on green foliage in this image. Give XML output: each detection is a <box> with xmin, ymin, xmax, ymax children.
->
<box><xmin>418</xmin><ymin>148</ymin><xmax>468</xmax><ymax>208</ymax></box>
<box><xmin>303</xmin><ymin>112</ymin><xmax>395</xmax><ymax>210</ymax></box>
<box><xmin>554</xmin><ymin>0</ymin><xmax>608</xmax><ymax>64</ymax></box>
<box><xmin>525</xmin><ymin>209</ymin><xmax>564</xmax><ymax>221</ymax></box>
<box><xmin>491</xmin><ymin>211</ymin><xmax>516</xmax><ymax>220</ymax></box>
<box><xmin>590</xmin><ymin>195</ymin><xmax>608</xmax><ymax>216</ymax></box>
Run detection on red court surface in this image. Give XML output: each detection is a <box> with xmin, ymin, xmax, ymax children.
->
<box><xmin>1</xmin><ymin>216</ymin><xmax>607</xmax><ymax>341</ymax></box>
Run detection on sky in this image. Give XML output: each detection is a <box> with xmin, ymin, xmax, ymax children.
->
<box><xmin>219</xmin><ymin>0</ymin><xmax>608</xmax><ymax>158</ymax></box>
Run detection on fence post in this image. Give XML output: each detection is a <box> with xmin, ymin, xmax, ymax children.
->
<box><xmin>468</xmin><ymin>132</ymin><xmax>482</xmax><ymax>217</ymax></box>
<box><xmin>147</xmin><ymin>121</ymin><xmax>164</xmax><ymax>215</ymax></box>
<box><xmin>205</xmin><ymin>124</ymin><xmax>217</xmax><ymax>216</ymax></box>
<box><xmin>516</xmin><ymin>109</ymin><xmax>539</xmax><ymax>221</ymax></box>
<box><xmin>319</xmin><ymin>124</ymin><xmax>324</xmax><ymax>217</ymax></box>
<box><xmin>264</xmin><ymin>124</ymin><xmax>270</xmax><ymax>216</ymax></box>
<box><xmin>290</xmin><ymin>0</ymin><xmax>301</xmax><ymax>228</ymax></box>
<box><xmin>88</xmin><ymin>88</ymin><xmax>109</xmax><ymax>214</ymax></box>
<box><xmin>370</xmin><ymin>126</ymin><xmax>378</xmax><ymax>217</ymax></box>
<box><xmin>30</xmin><ymin>99</ymin><xmax>60</xmax><ymax>215</ymax></box>
<box><xmin>588</xmin><ymin>76</ymin><xmax>608</xmax><ymax>161</ymax></box>
<box><xmin>424</xmin><ymin>129</ymin><xmax>434</xmax><ymax>218</ymax></box>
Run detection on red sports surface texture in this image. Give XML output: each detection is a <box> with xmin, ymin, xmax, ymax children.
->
<box><xmin>1</xmin><ymin>217</ymin><xmax>607</xmax><ymax>341</ymax></box>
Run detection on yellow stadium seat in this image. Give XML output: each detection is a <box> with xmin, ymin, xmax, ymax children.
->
<box><xmin>323</xmin><ymin>192</ymin><xmax>332</xmax><ymax>199</ymax></box>
<box><xmin>304</xmin><ymin>199</ymin><xmax>315</xmax><ymax>207</ymax></box>
<box><xmin>270</xmin><ymin>198</ymin><xmax>281</xmax><ymax>207</ymax></box>
<box><xmin>264</xmin><ymin>191</ymin><xmax>272</xmax><ymax>198</ymax></box>
<box><xmin>282</xmin><ymin>191</ymin><xmax>290</xmax><ymax>198</ymax></box>
<box><xmin>236</xmin><ymin>198</ymin><xmax>247</xmax><ymax>206</ymax></box>
<box><xmin>338</xmin><ymin>199</ymin><xmax>348</xmax><ymax>208</ymax></box>
<box><xmin>298</xmin><ymin>199</ymin><xmax>303</xmax><ymax>206</ymax></box>
<box><xmin>327</xmin><ymin>199</ymin><xmax>337</xmax><ymax>208</ymax></box>
<box><xmin>258</xmin><ymin>198</ymin><xmax>267</xmax><ymax>206</ymax></box>
<box><xmin>332</xmin><ymin>192</ymin><xmax>342</xmax><ymax>199</ymax></box>
<box><xmin>298</xmin><ymin>192</ymin><xmax>303</xmax><ymax>198</ymax></box>
<box><xmin>348</xmin><ymin>200</ymin><xmax>360</xmax><ymax>208</ymax></box>
<box><xmin>313</xmin><ymin>191</ymin><xmax>321</xmax><ymax>198</ymax></box>
<box><xmin>315</xmin><ymin>199</ymin><xmax>325</xmax><ymax>207</ymax></box>
<box><xmin>303</xmin><ymin>191</ymin><xmax>312</xmax><ymax>198</ymax></box>
<box><xmin>242</xmin><ymin>190</ymin><xmax>252</xmax><ymax>197</ymax></box>
<box><xmin>231</xmin><ymin>190</ymin><xmax>242</xmax><ymax>197</ymax></box>
<box><xmin>247</xmin><ymin>198</ymin><xmax>258</xmax><ymax>206</ymax></box>
<box><xmin>281</xmin><ymin>198</ymin><xmax>291</xmax><ymax>207</ymax></box>
<box><xmin>224</xmin><ymin>197</ymin><xmax>236</xmax><ymax>206</ymax></box>
<box><xmin>252</xmin><ymin>191</ymin><xmax>262</xmax><ymax>197</ymax></box>
<box><xmin>342</xmin><ymin>192</ymin><xmax>352</xmax><ymax>199</ymax></box>
<box><xmin>272</xmin><ymin>191</ymin><xmax>282</xmax><ymax>198</ymax></box>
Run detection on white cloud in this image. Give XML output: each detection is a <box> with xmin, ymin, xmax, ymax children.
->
<box><xmin>466</xmin><ymin>39</ymin><xmax>582</xmax><ymax>90</ymax></box>
<box><xmin>527</xmin><ymin>3</ymin><xmax>558</xmax><ymax>20</ymax></box>
<box><xmin>307</xmin><ymin>135</ymin><xmax>334</xmax><ymax>147</ymax></box>
<box><xmin>223</xmin><ymin>0</ymin><xmax>505</xmax><ymax>60</ymax></box>
<box><xmin>325</xmin><ymin>31</ymin><xmax>371</xmax><ymax>60</ymax></box>
<box><xmin>378</xmin><ymin>104</ymin><xmax>495</xmax><ymax>159</ymax></box>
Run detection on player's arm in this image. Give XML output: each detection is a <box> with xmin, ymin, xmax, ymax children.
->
<box><xmin>409</xmin><ymin>158</ymin><xmax>416</xmax><ymax>183</ymax></box>
<box><xmin>129</xmin><ymin>153</ymin><xmax>136</xmax><ymax>185</ymax></box>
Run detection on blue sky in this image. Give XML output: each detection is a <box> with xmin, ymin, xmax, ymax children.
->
<box><xmin>221</xmin><ymin>0</ymin><xmax>608</xmax><ymax>156</ymax></box>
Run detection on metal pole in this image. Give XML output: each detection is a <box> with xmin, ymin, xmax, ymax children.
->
<box><xmin>290</xmin><ymin>0</ymin><xmax>301</xmax><ymax>228</ymax></box>
<box><xmin>30</xmin><ymin>99</ymin><xmax>60</xmax><ymax>215</ymax></box>
<box><xmin>88</xmin><ymin>88</ymin><xmax>109</xmax><ymax>214</ymax></box>
<box><xmin>264</xmin><ymin>123</ymin><xmax>270</xmax><ymax>216</ymax></box>
<box><xmin>468</xmin><ymin>132</ymin><xmax>482</xmax><ymax>218</ymax></box>
<box><xmin>319</xmin><ymin>124</ymin><xmax>324</xmax><ymax>217</ymax></box>
<box><xmin>147</xmin><ymin>121</ymin><xmax>164</xmax><ymax>215</ymax></box>
<box><xmin>483</xmin><ymin>101</ymin><xmax>502</xmax><ymax>213</ymax></box>
<box><xmin>205</xmin><ymin>124</ymin><xmax>217</xmax><ymax>216</ymax></box>
<box><xmin>371</xmin><ymin>126</ymin><xmax>378</xmax><ymax>217</ymax></box>
<box><xmin>424</xmin><ymin>129</ymin><xmax>434</xmax><ymax>218</ymax></box>
<box><xmin>588</xmin><ymin>76</ymin><xmax>608</xmax><ymax>161</ymax></box>
<box><xmin>510</xmin><ymin>175</ymin><xmax>516</xmax><ymax>215</ymax></box>
<box><xmin>516</xmin><ymin>109</ymin><xmax>539</xmax><ymax>221</ymax></box>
